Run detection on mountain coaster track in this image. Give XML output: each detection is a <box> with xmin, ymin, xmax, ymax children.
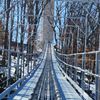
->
<box><xmin>31</xmin><ymin>44</ymin><xmax>58</xmax><ymax>100</ymax></box>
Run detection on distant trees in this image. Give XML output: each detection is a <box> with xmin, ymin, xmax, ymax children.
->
<box><xmin>48</xmin><ymin>1</ymin><xmax>100</xmax><ymax>54</ymax></box>
<box><xmin>47</xmin><ymin>1</ymin><xmax>100</xmax><ymax>78</ymax></box>
<box><xmin>1</xmin><ymin>0</ymin><xmax>99</xmax><ymax>64</ymax></box>
<box><xmin>0</xmin><ymin>0</ymin><xmax>50</xmax><ymax>91</ymax></box>
<box><xmin>0</xmin><ymin>0</ymin><xmax>50</xmax><ymax>65</ymax></box>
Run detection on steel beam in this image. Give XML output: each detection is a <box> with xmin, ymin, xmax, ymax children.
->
<box><xmin>95</xmin><ymin>52</ymin><xmax>100</xmax><ymax>100</ymax></box>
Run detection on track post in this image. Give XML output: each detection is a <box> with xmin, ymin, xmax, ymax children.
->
<box><xmin>95</xmin><ymin>52</ymin><xmax>100</xmax><ymax>100</ymax></box>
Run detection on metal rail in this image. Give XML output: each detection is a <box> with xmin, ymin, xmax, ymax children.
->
<box><xmin>1</xmin><ymin>44</ymin><xmax>93</xmax><ymax>100</ymax></box>
<box><xmin>56</xmin><ymin>50</ymin><xmax>100</xmax><ymax>78</ymax></box>
<box><xmin>31</xmin><ymin>44</ymin><xmax>57</xmax><ymax>100</ymax></box>
<box><xmin>54</xmin><ymin>48</ymin><xmax>100</xmax><ymax>100</ymax></box>
<box><xmin>0</xmin><ymin>47</ymin><xmax>45</xmax><ymax>100</ymax></box>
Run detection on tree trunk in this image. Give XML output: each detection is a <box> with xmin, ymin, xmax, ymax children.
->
<box><xmin>2</xmin><ymin>0</ymin><xmax>11</xmax><ymax>66</ymax></box>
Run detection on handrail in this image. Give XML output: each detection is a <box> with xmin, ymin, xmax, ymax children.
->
<box><xmin>56</xmin><ymin>55</ymin><xmax>100</xmax><ymax>78</ymax></box>
<box><xmin>58</xmin><ymin>63</ymin><xmax>93</xmax><ymax>100</ymax></box>
<box><xmin>55</xmin><ymin>49</ymin><xmax>100</xmax><ymax>78</ymax></box>
<box><xmin>0</xmin><ymin>72</ymin><xmax>30</xmax><ymax>99</ymax></box>
<box><xmin>0</xmin><ymin>61</ymin><xmax>42</xmax><ymax>100</ymax></box>
<box><xmin>0</xmin><ymin>58</ymin><xmax>44</xmax><ymax>99</ymax></box>
<box><xmin>56</xmin><ymin>49</ymin><xmax>99</xmax><ymax>56</ymax></box>
<box><xmin>53</xmin><ymin>48</ymin><xmax>93</xmax><ymax>100</ymax></box>
<box><xmin>0</xmin><ymin>48</ymin><xmax>36</xmax><ymax>55</ymax></box>
<box><xmin>0</xmin><ymin>44</ymin><xmax>48</xmax><ymax>99</ymax></box>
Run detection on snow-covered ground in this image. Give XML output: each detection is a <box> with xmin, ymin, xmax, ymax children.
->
<box><xmin>0</xmin><ymin>54</ymin><xmax>41</xmax><ymax>77</ymax></box>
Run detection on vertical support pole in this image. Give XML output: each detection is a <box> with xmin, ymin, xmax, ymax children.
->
<box><xmin>32</xmin><ymin>58</ymin><xmax>34</xmax><ymax>69</ymax></box>
<box><xmin>81</xmin><ymin>53</ymin><xmax>85</xmax><ymax>89</ymax></box>
<box><xmin>77</xmin><ymin>26</ymin><xmax>79</xmax><ymax>53</ymax></box>
<box><xmin>22</xmin><ymin>54</ymin><xmax>24</xmax><ymax>77</ymax></box>
<box><xmin>95</xmin><ymin>52</ymin><xmax>100</xmax><ymax>100</ymax></box>
<box><xmin>7</xmin><ymin>28</ymin><xmax>11</xmax><ymax>87</ymax></box>
<box><xmin>65</xmin><ymin>56</ymin><xmax>67</xmax><ymax>73</ymax></box>
<box><xmin>70</xmin><ymin>55</ymin><xmax>73</xmax><ymax>79</ymax></box>
<box><xmin>99</xmin><ymin>29</ymin><xmax>100</xmax><ymax>51</ymax></box>
<box><xmin>85</xmin><ymin>14</ymin><xmax>88</xmax><ymax>51</ymax></box>
<box><xmin>6</xmin><ymin>30</ymin><xmax>11</xmax><ymax>100</ymax></box>
<box><xmin>81</xmin><ymin>14</ymin><xmax>88</xmax><ymax>89</ymax></box>
<box><xmin>72</xmin><ymin>32</ymin><xmax>73</xmax><ymax>54</ymax></box>
<box><xmin>31</xmin><ymin>55</ymin><xmax>32</xmax><ymax>70</ymax></box>
<box><xmin>21</xmin><ymin>53</ymin><xmax>23</xmax><ymax>72</ymax></box>
<box><xmin>64</xmin><ymin>55</ymin><xmax>66</xmax><ymax>72</ymax></box>
<box><xmin>30</xmin><ymin>37</ymin><xmax>33</xmax><ymax>71</ymax></box>
<box><xmin>16</xmin><ymin>52</ymin><xmax>20</xmax><ymax>80</ymax></box>
<box><xmin>27</xmin><ymin>54</ymin><xmax>29</xmax><ymax>74</ymax></box>
<box><xmin>74</xmin><ymin>54</ymin><xmax>77</xmax><ymax>82</ymax></box>
<box><xmin>74</xmin><ymin>26</ymin><xmax>79</xmax><ymax>82</ymax></box>
<box><xmin>66</xmin><ymin>56</ymin><xmax>68</xmax><ymax>74</ymax></box>
<box><xmin>33</xmin><ymin>58</ymin><xmax>36</xmax><ymax>69</ymax></box>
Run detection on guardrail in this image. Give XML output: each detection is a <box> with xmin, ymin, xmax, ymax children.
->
<box><xmin>0</xmin><ymin>60</ymin><xmax>42</xmax><ymax>100</ymax></box>
<box><xmin>56</xmin><ymin>60</ymin><xmax>92</xmax><ymax>100</ymax></box>
<box><xmin>0</xmin><ymin>44</ymin><xmax>47</xmax><ymax>99</ymax></box>
<box><xmin>53</xmin><ymin>48</ymin><xmax>95</xmax><ymax>100</ymax></box>
<box><xmin>10</xmin><ymin>44</ymin><xmax>48</xmax><ymax>100</ymax></box>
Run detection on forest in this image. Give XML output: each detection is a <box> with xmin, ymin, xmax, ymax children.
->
<box><xmin>0</xmin><ymin>0</ymin><xmax>100</xmax><ymax>99</ymax></box>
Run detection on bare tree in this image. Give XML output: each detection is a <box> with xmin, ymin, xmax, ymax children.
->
<box><xmin>2</xmin><ymin>0</ymin><xmax>11</xmax><ymax>66</ymax></box>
